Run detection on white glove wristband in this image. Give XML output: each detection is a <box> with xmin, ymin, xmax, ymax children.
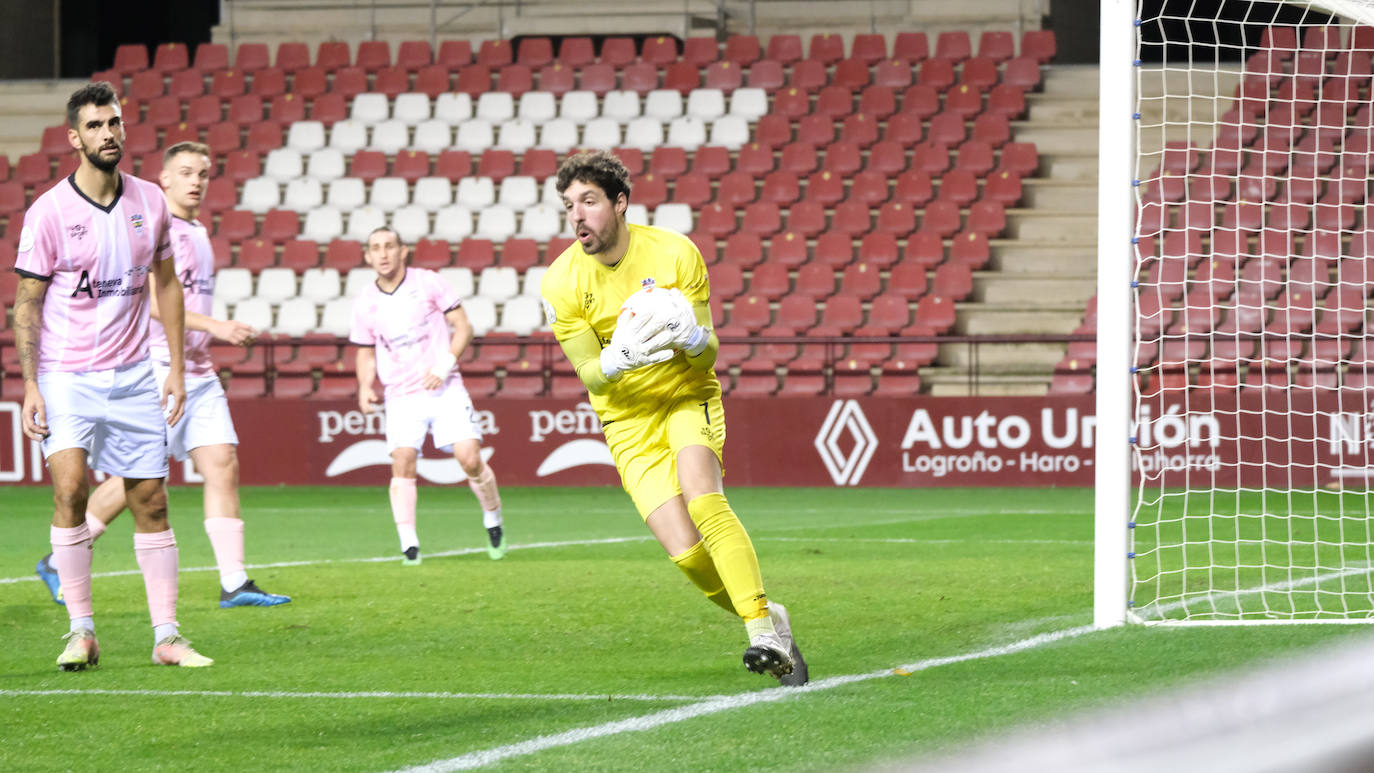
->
<box><xmin>429</xmin><ymin>351</ymin><xmax>457</xmax><ymax>380</ymax></box>
<box><xmin>683</xmin><ymin>325</ymin><xmax>710</xmax><ymax>357</ymax></box>
<box><xmin>601</xmin><ymin>345</ymin><xmax>627</xmax><ymax>381</ymax></box>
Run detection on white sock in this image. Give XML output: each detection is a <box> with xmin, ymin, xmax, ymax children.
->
<box><xmin>221</xmin><ymin>571</ymin><xmax>249</xmax><ymax>593</ymax></box>
<box><xmin>397</xmin><ymin>525</ymin><xmax>419</xmax><ymax>551</ymax></box>
<box><xmin>153</xmin><ymin>623</ymin><xmax>178</xmax><ymax>643</ymax></box>
<box><xmin>70</xmin><ymin>617</ymin><xmax>94</xmax><ymax>634</ymax></box>
<box><xmin>482</xmin><ymin>509</ymin><xmax>502</xmax><ymax>529</ymax></box>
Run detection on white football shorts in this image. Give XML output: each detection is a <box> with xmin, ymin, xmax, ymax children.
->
<box><xmin>38</xmin><ymin>358</ymin><xmax>169</xmax><ymax>479</ymax></box>
<box><xmin>384</xmin><ymin>378</ymin><xmax>481</xmax><ymax>453</ymax></box>
<box><xmin>153</xmin><ymin>365</ymin><xmax>238</xmax><ymax>460</ymax></box>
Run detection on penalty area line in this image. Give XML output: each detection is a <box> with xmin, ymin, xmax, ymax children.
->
<box><xmin>385</xmin><ymin>625</ymin><xmax>1098</xmax><ymax>773</ymax></box>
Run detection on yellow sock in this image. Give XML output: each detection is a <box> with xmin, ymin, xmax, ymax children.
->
<box><xmin>670</xmin><ymin>539</ymin><xmax>735</xmax><ymax>614</ymax></box>
<box><xmin>687</xmin><ymin>492</ymin><xmax>768</xmax><ymax>621</ymax></box>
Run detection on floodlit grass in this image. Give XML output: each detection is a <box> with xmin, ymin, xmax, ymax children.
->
<box><xmin>0</xmin><ymin>485</ymin><xmax>1365</xmax><ymax>772</ymax></box>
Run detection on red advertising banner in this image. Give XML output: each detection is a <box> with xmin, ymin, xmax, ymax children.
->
<box><xmin>2</xmin><ymin>391</ymin><xmax>1370</xmax><ymax>488</ymax></box>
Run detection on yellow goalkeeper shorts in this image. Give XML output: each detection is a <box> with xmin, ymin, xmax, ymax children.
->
<box><xmin>603</xmin><ymin>391</ymin><xmax>726</xmax><ymax>520</ymax></box>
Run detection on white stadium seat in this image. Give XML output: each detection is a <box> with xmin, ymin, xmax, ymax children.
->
<box><xmin>368</xmin><ymin>120</ymin><xmax>409</xmax><ymax>155</ymax></box>
<box><xmin>580</xmin><ymin>117</ymin><xmax>620</xmax><ymax>149</ymax></box>
<box><xmin>433</xmin><ymin>92</ymin><xmax>472</xmax><ymax>125</ymax></box>
<box><xmin>454</xmin><ymin>119</ymin><xmax>495</xmax><ymax>153</ymax></box>
<box><xmin>460</xmin><ymin>296</ymin><xmax>496</xmax><ymax>336</ymax></box>
<box><xmin>521</xmin><ymin>266</ymin><xmax>547</xmax><ymax>296</ymax></box>
<box><xmin>686</xmin><ymin>88</ymin><xmax>726</xmax><ymax>122</ymax></box>
<box><xmin>345</xmin><ymin>207</ymin><xmax>387</xmax><ymax>241</ymax></box>
<box><xmin>411</xmin><ymin>120</ymin><xmax>452</xmax><ymax>154</ymax></box>
<box><xmin>728</xmin><ymin>87</ymin><xmax>768</xmax><ymax>121</ymax></box>
<box><xmin>601</xmin><ymin>90</ymin><xmax>641</xmax><ymax>123</ymax></box>
<box><xmin>343</xmin><ymin>267</ymin><xmax>375</xmax><ymax>297</ymax></box>
<box><xmin>255</xmin><ymin>267</ymin><xmax>298</xmax><ymax>303</ymax></box>
<box><xmin>474</xmin><ymin>206</ymin><xmax>517</xmax><ymax>242</ymax></box>
<box><xmin>390</xmin><ymin>206</ymin><xmax>431</xmax><ymax>243</ymax></box>
<box><xmin>213</xmin><ymin>267</ymin><xmax>254</xmax><ymax>304</ymax></box>
<box><xmin>305</xmin><ymin>148</ymin><xmax>346</xmax><ymax>182</ymax></box>
<box><xmin>301</xmin><ymin>207</ymin><xmax>343</xmax><ymax>241</ymax></box>
<box><xmin>231</xmin><ymin>297</ymin><xmax>273</xmax><ymax>332</ymax></box>
<box><xmin>536</xmin><ymin>118</ymin><xmax>579</xmax><ymax>153</ymax></box>
<box><xmin>299</xmin><ymin>267</ymin><xmax>342</xmax><ymax>303</ymax></box>
<box><xmin>475</xmin><ymin>91</ymin><xmax>515</xmax><ymax>123</ymax></box>
<box><xmin>497</xmin><ymin>175</ymin><xmax>539</xmax><ymax>210</ymax></box>
<box><xmin>263</xmin><ymin>148</ymin><xmax>303</xmax><ymax>182</ymax></box>
<box><xmin>325</xmin><ymin>177</ymin><xmax>367</xmax><ymax>211</ymax></box>
<box><xmin>652</xmin><ymin>202</ymin><xmax>694</xmax><ymax>235</ymax></box>
<box><xmin>496</xmin><ymin>118</ymin><xmax>537</xmax><ymax>154</ymax></box>
<box><xmin>328</xmin><ymin>120</ymin><xmax>368</xmax><ymax>154</ymax></box>
<box><xmin>456</xmin><ymin>176</ymin><xmax>495</xmax><ymax>209</ymax></box>
<box><xmin>349</xmin><ymin>93</ymin><xmax>390</xmax><ymax>126</ymax></box>
<box><xmin>625</xmin><ymin>203</ymin><xmax>648</xmax><ymax>226</ymax></box>
<box><xmin>285</xmin><ymin>121</ymin><xmax>326</xmax><ymax>153</ymax></box>
<box><xmin>239</xmin><ymin>177</ymin><xmax>280</xmax><ymax>214</ymax></box>
<box><xmin>437</xmin><ymin>267</ymin><xmax>475</xmax><ymax>298</ymax></box>
<box><xmin>665</xmin><ymin>116</ymin><xmax>706</xmax><ymax>150</ymax></box>
<box><xmin>392</xmin><ymin>93</ymin><xmax>432</xmax><ymax>125</ymax></box>
<box><xmin>282</xmin><ymin>178</ymin><xmax>323</xmax><ymax>213</ymax></box>
<box><xmin>368</xmin><ymin>176</ymin><xmax>410</xmax><ymax>212</ymax></box>
<box><xmin>709</xmin><ymin>115</ymin><xmax>750</xmax><ymax>150</ymax></box>
<box><xmin>517</xmin><ymin>204</ymin><xmax>562</xmax><ymax>242</ymax></box>
<box><xmin>623</xmin><ymin>117</ymin><xmax>663</xmax><ymax>151</ymax></box>
<box><xmin>495</xmin><ymin>295</ymin><xmax>545</xmax><ymax>335</ymax></box>
<box><xmin>273</xmin><ymin>297</ymin><xmax>319</xmax><ymax>337</ymax></box>
<box><xmin>431</xmin><ymin>205</ymin><xmax>474</xmax><ymax>241</ymax></box>
<box><xmin>316</xmin><ymin>297</ymin><xmax>354</xmax><ymax>336</ymax></box>
<box><xmin>412</xmin><ymin>176</ymin><xmax>453</xmax><ymax>211</ymax></box>
<box><xmin>517</xmin><ymin>91</ymin><xmax>557</xmax><ymax>124</ymax></box>
<box><xmin>476</xmin><ymin>266</ymin><xmax>519</xmax><ymax>302</ymax></box>
<box><xmin>644</xmin><ymin>89</ymin><xmax>683</xmax><ymax>122</ymax></box>
<box><xmin>558</xmin><ymin>90</ymin><xmax>599</xmax><ymax>123</ymax></box>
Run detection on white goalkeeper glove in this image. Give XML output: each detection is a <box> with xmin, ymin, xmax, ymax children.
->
<box><xmin>428</xmin><ymin>350</ymin><xmax>457</xmax><ymax>381</ymax></box>
<box><xmin>601</xmin><ymin>308</ymin><xmax>674</xmax><ymax>381</ymax></box>
<box><xmin>639</xmin><ymin>288</ymin><xmax>711</xmax><ymax>356</ymax></box>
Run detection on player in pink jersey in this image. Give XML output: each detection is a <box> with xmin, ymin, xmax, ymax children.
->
<box><xmin>350</xmin><ymin>226</ymin><xmax>506</xmax><ymax>565</ymax></box>
<box><xmin>35</xmin><ymin>142</ymin><xmax>290</xmax><ymax>610</ymax></box>
<box><xmin>14</xmin><ymin>82</ymin><xmax>211</xmax><ymax>670</ymax></box>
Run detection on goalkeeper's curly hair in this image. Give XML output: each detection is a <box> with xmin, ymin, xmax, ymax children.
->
<box><xmin>555</xmin><ymin>149</ymin><xmax>633</xmax><ymax>205</ymax></box>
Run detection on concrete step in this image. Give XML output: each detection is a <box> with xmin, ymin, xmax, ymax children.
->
<box><xmin>989</xmin><ymin>242</ymin><xmax>1098</xmax><ymax>274</ymax></box>
<box><xmin>972</xmin><ymin>272</ymin><xmax>1097</xmax><ymax>305</ymax></box>
<box><xmin>1041</xmin><ymin>64</ymin><xmax>1099</xmax><ymax>96</ymax></box>
<box><xmin>1020</xmin><ymin>179</ymin><xmax>1096</xmax><ymax>210</ymax></box>
<box><xmin>1013</xmin><ymin>124</ymin><xmax>1099</xmax><ymax>155</ymax></box>
<box><xmin>954</xmin><ymin>304</ymin><xmax>1086</xmax><ymax>335</ymax></box>
<box><xmin>936</xmin><ymin>340</ymin><xmax>1066</xmax><ymax>369</ymax></box>
<box><xmin>921</xmin><ymin>369</ymin><xmax>1051</xmax><ymax>397</ymax></box>
<box><xmin>1004</xmin><ymin>210</ymin><xmax>1096</xmax><ymax>241</ymax></box>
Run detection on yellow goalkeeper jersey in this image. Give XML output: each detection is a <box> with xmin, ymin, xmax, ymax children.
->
<box><xmin>540</xmin><ymin>223</ymin><xmax>721</xmax><ymax>423</ymax></box>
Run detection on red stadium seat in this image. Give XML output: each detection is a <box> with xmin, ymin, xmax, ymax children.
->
<box><xmin>745</xmin><ymin>59</ymin><xmax>785</xmax><ymax>92</ymax></box>
<box><xmin>641</xmin><ymin>35</ymin><xmax>679</xmax><ymax>66</ymax></box>
<box><xmin>788</xmin><ymin>59</ymin><xmax>828</xmax><ymax>92</ymax></box>
<box><xmin>893</xmin><ymin>32</ymin><xmax>930</xmax><ymax>64</ymax></box>
<box><xmin>557</xmin><ymin>37</ymin><xmax>594</xmax><ymax>68</ymax></box>
<box><xmin>748</xmin><ymin>262</ymin><xmax>790</xmax><ymax>300</ymax></box>
<box><xmin>722</xmin><ymin>232</ymin><xmax>763</xmax><ymax>269</ymax></box>
<box><xmin>496</xmin><ymin>64</ymin><xmax>534</xmax><ymax>97</ymax></box>
<box><xmin>153</xmin><ymin>42</ymin><xmax>190</xmax><ymax>74</ymax></box>
<box><xmin>662</xmin><ymin>62</ymin><xmax>701</xmax><ymax>94</ymax></box>
<box><xmin>918</xmin><ymin>58</ymin><xmax>956</xmax><ymax>91</ymax></box>
<box><xmin>724</xmin><ymin>35</ymin><xmax>761</xmax><ymax>66</ymax></box>
<box><xmin>280</xmin><ymin>240</ymin><xmax>320</xmax><ymax>270</ymax></box>
<box><xmin>783</xmin><ymin>200</ymin><xmax>824</xmax><ymax>238</ymax></box>
<box><xmin>808</xmin><ymin>34</ymin><xmax>845</xmax><ymax>65</ymax></box>
<box><xmin>832</xmin><ymin>58</ymin><xmax>871</xmax><ymax>90</ymax></box>
<box><xmin>691</xmin><ymin>145</ymin><xmax>732</xmax><ymax>178</ymax></box>
<box><xmin>1021</xmin><ymin>29</ymin><xmax>1058</xmax><ymax>64</ymax></box>
<box><xmin>812</xmin><ymin>232</ymin><xmax>854</xmax><ymax>268</ymax></box>
<box><xmin>455</xmin><ymin>65</ymin><xmax>492</xmax><ymax>97</ymax></box>
<box><xmin>517</xmin><ymin>37</ymin><xmax>554</xmax><ymax>68</ymax></box>
<box><xmin>355</xmin><ymin>40</ymin><xmax>391</xmax><ymax>73</ymax></box>
<box><xmin>767</xmin><ymin>231</ymin><xmax>809</xmax><ymax>268</ymax></box>
<box><xmin>622</xmin><ymin>62</ymin><xmax>661</xmax><ymax>95</ymax></box>
<box><xmin>875</xmin><ymin>201</ymin><xmax>916</xmax><ymax>236</ymax></box>
<box><xmin>766</xmin><ymin>34</ymin><xmax>803</xmax><ymax>66</ymax></box>
<box><xmin>476</xmin><ymin>39</ymin><xmax>513</xmax><ymax>68</ymax></box>
<box><xmin>396</xmin><ymin>40</ymin><xmax>433</xmax><ymax>71</ymax></box>
<box><xmin>437</xmin><ymin>40</ymin><xmax>474</xmax><ymax>68</ymax></box>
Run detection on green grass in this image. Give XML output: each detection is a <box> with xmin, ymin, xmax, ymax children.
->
<box><xmin>0</xmin><ymin>485</ymin><xmax>1367</xmax><ymax>772</ymax></box>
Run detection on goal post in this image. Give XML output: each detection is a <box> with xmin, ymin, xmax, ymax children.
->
<box><xmin>1096</xmin><ymin>0</ymin><xmax>1374</xmax><ymax>625</ymax></box>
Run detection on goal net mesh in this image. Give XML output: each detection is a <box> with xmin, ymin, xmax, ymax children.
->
<box><xmin>1130</xmin><ymin>0</ymin><xmax>1374</xmax><ymax>622</ymax></box>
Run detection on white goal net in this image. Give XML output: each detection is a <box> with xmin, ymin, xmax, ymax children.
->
<box><xmin>1107</xmin><ymin>0</ymin><xmax>1374</xmax><ymax>623</ymax></box>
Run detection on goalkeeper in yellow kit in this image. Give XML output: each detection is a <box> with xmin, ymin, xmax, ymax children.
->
<box><xmin>540</xmin><ymin>150</ymin><xmax>807</xmax><ymax>685</ymax></box>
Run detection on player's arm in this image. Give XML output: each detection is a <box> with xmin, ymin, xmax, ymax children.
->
<box><xmin>682</xmin><ymin>301</ymin><xmax>718</xmax><ymax>371</ymax></box>
<box><xmin>557</xmin><ymin>327</ymin><xmax>617</xmax><ymax>396</ymax></box>
<box><xmin>443</xmin><ymin>305</ymin><xmax>474</xmax><ymax>360</ymax></box>
<box><xmin>149</xmin><ymin>254</ymin><xmax>187</xmax><ymax>425</ymax></box>
<box><xmin>355</xmin><ymin>345</ymin><xmax>380</xmax><ymax>413</ymax></box>
<box><xmin>13</xmin><ymin>274</ymin><xmax>50</xmax><ymax>440</ymax></box>
<box><xmin>150</xmin><ymin>302</ymin><xmax>256</xmax><ymax>347</ymax></box>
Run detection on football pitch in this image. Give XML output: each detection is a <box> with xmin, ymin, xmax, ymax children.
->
<box><xmin>0</xmin><ymin>485</ymin><xmax>1366</xmax><ymax>772</ymax></box>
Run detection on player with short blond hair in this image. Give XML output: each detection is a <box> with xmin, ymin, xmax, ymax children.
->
<box><xmin>351</xmin><ymin>226</ymin><xmax>506</xmax><ymax>563</ymax></box>
<box><xmin>35</xmin><ymin>140</ymin><xmax>290</xmax><ymax>610</ymax></box>
<box><xmin>540</xmin><ymin>150</ymin><xmax>807</xmax><ymax>685</ymax></box>
<box><xmin>15</xmin><ymin>82</ymin><xmax>211</xmax><ymax>670</ymax></box>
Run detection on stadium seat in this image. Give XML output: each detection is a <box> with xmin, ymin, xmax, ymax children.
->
<box><xmin>749</xmin><ymin>58</ymin><xmax>789</xmax><ymax>93</ymax></box>
<box><xmin>788</xmin><ymin>59</ymin><xmax>828</xmax><ymax>93</ymax></box>
<box><xmin>1021</xmin><ymin>29</ymin><xmax>1057</xmax><ymax>64</ymax></box>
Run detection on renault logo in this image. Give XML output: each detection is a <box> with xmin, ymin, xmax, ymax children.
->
<box><xmin>814</xmin><ymin>400</ymin><xmax>877</xmax><ymax>486</ymax></box>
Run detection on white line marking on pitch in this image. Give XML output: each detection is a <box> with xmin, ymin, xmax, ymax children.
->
<box><xmin>385</xmin><ymin>626</ymin><xmax>1099</xmax><ymax>773</ymax></box>
<box><xmin>0</xmin><ymin>688</ymin><xmax>716</xmax><ymax>703</ymax></box>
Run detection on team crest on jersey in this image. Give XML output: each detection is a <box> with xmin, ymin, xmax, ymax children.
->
<box><xmin>130</xmin><ymin>213</ymin><xmax>144</xmax><ymax>234</ymax></box>
<box><xmin>641</xmin><ymin>277</ymin><xmax>656</xmax><ymax>289</ymax></box>
<box><xmin>68</xmin><ymin>224</ymin><xmax>87</xmax><ymax>241</ymax></box>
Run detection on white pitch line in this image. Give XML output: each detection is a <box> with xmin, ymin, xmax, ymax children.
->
<box><xmin>387</xmin><ymin>625</ymin><xmax>1099</xmax><ymax>773</ymax></box>
<box><xmin>0</xmin><ymin>536</ymin><xmax>655</xmax><ymax>586</ymax></box>
<box><xmin>0</xmin><ymin>687</ymin><xmax>715</xmax><ymax>703</ymax></box>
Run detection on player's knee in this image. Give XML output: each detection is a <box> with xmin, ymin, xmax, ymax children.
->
<box><xmin>51</xmin><ymin>487</ymin><xmax>88</xmax><ymax>519</ymax></box>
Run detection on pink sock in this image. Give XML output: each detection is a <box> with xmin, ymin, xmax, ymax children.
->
<box><xmin>134</xmin><ymin>530</ymin><xmax>179</xmax><ymax>628</ymax></box>
<box><xmin>50</xmin><ymin>524</ymin><xmax>94</xmax><ymax>621</ymax></box>
<box><xmin>85</xmin><ymin>513</ymin><xmax>108</xmax><ymax>542</ymax></box>
<box><xmin>203</xmin><ymin>517</ymin><xmax>246</xmax><ymax>588</ymax></box>
<box><xmin>467</xmin><ymin>463</ymin><xmax>501</xmax><ymax>513</ymax></box>
<box><xmin>390</xmin><ymin>478</ymin><xmax>418</xmax><ymax>549</ymax></box>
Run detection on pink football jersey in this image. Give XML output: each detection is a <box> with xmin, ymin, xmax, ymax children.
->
<box><xmin>349</xmin><ymin>267</ymin><xmax>463</xmax><ymax>397</ymax></box>
<box><xmin>149</xmin><ymin>216</ymin><xmax>216</xmax><ymax>377</ymax></box>
<box><xmin>13</xmin><ymin>172</ymin><xmax>173</xmax><ymax>373</ymax></box>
